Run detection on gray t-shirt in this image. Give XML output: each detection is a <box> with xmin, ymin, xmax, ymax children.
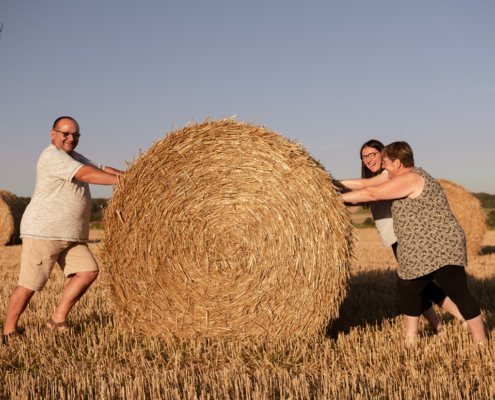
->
<box><xmin>20</xmin><ymin>144</ymin><xmax>104</xmax><ymax>242</ymax></box>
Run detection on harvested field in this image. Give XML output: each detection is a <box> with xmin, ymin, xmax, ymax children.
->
<box><xmin>348</xmin><ymin>206</ymin><xmax>373</xmax><ymax>225</ymax></box>
<box><xmin>1</xmin><ymin>229</ymin><xmax>494</xmax><ymax>399</ymax></box>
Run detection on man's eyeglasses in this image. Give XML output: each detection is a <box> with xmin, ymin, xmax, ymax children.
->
<box><xmin>361</xmin><ymin>152</ymin><xmax>380</xmax><ymax>161</ymax></box>
<box><xmin>381</xmin><ymin>158</ymin><xmax>391</xmax><ymax>165</ymax></box>
<box><xmin>53</xmin><ymin>130</ymin><xmax>81</xmax><ymax>139</ymax></box>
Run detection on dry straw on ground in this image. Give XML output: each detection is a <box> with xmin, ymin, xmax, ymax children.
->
<box><xmin>0</xmin><ymin>190</ymin><xmax>26</xmax><ymax>246</ymax></box>
<box><xmin>437</xmin><ymin>179</ymin><xmax>486</xmax><ymax>259</ymax></box>
<box><xmin>2</xmin><ymin>229</ymin><xmax>494</xmax><ymax>399</ymax></box>
<box><xmin>100</xmin><ymin>117</ymin><xmax>354</xmax><ymax>339</ymax></box>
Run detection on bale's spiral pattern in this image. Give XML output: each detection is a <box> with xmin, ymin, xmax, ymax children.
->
<box><xmin>437</xmin><ymin>179</ymin><xmax>486</xmax><ymax>259</ymax></box>
<box><xmin>100</xmin><ymin>118</ymin><xmax>354</xmax><ymax>339</ymax></box>
<box><xmin>0</xmin><ymin>190</ymin><xmax>26</xmax><ymax>246</ymax></box>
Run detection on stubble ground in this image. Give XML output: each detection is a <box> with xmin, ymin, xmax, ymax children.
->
<box><xmin>0</xmin><ymin>229</ymin><xmax>494</xmax><ymax>399</ymax></box>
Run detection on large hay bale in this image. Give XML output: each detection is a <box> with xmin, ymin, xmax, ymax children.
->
<box><xmin>100</xmin><ymin>118</ymin><xmax>354</xmax><ymax>339</ymax></box>
<box><xmin>437</xmin><ymin>179</ymin><xmax>486</xmax><ymax>259</ymax></box>
<box><xmin>0</xmin><ymin>190</ymin><xmax>26</xmax><ymax>246</ymax></box>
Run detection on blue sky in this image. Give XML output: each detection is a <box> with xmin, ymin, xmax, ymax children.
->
<box><xmin>1</xmin><ymin>1</ymin><xmax>494</xmax><ymax>197</ymax></box>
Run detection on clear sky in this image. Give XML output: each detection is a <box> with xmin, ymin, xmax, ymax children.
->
<box><xmin>1</xmin><ymin>1</ymin><xmax>494</xmax><ymax>198</ymax></box>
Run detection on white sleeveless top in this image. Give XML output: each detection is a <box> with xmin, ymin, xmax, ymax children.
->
<box><xmin>369</xmin><ymin>170</ymin><xmax>397</xmax><ymax>248</ymax></box>
<box><xmin>370</xmin><ymin>202</ymin><xmax>397</xmax><ymax>247</ymax></box>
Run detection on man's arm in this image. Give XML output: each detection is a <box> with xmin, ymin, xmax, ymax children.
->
<box><xmin>104</xmin><ymin>166</ymin><xmax>124</xmax><ymax>176</ymax></box>
<box><xmin>74</xmin><ymin>166</ymin><xmax>119</xmax><ymax>185</ymax></box>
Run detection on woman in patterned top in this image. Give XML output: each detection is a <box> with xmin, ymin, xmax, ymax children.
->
<box><xmin>335</xmin><ymin>140</ymin><xmax>467</xmax><ymax>338</ymax></box>
<box><xmin>339</xmin><ymin>141</ymin><xmax>485</xmax><ymax>345</ymax></box>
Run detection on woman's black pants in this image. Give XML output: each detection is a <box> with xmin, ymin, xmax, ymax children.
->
<box><xmin>391</xmin><ymin>242</ymin><xmax>446</xmax><ymax>311</ymax></box>
<box><xmin>396</xmin><ymin>265</ymin><xmax>481</xmax><ymax>319</ymax></box>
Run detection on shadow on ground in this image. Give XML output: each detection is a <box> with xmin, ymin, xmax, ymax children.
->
<box><xmin>327</xmin><ymin>268</ymin><xmax>495</xmax><ymax>339</ymax></box>
<box><xmin>327</xmin><ymin>269</ymin><xmax>400</xmax><ymax>338</ymax></box>
<box><xmin>481</xmin><ymin>245</ymin><xmax>495</xmax><ymax>255</ymax></box>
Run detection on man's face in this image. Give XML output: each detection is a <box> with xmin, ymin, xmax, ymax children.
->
<box><xmin>50</xmin><ymin>119</ymin><xmax>80</xmax><ymax>155</ymax></box>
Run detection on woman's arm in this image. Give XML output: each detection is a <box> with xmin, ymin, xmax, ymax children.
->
<box><xmin>340</xmin><ymin>171</ymin><xmax>424</xmax><ymax>204</ymax></box>
<box><xmin>335</xmin><ymin>172</ymin><xmax>390</xmax><ymax>191</ymax></box>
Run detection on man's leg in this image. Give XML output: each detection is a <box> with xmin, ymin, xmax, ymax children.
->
<box><xmin>3</xmin><ymin>286</ymin><xmax>35</xmax><ymax>335</ymax></box>
<box><xmin>5</xmin><ymin>238</ymin><xmax>59</xmax><ymax>335</ymax></box>
<box><xmin>47</xmin><ymin>270</ymin><xmax>98</xmax><ymax>329</ymax></box>
<box><xmin>47</xmin><ymin>242</ymin><xmax>100</xmax><ymax>330</ymax></box>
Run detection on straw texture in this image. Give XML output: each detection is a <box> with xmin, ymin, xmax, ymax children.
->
<box><xmin>100</xmin><ymin>118</ymin><xmax>354</xmax><ymax>339</ymax></box>
<box><xmin>437</xmin><ymin>179</ymin><xmax>486</xmax><ymax>259</ymax></box>
<box><xmin>0</xmin><ymin>190</ymin><xmax>26</xmax><ymax>246</ymax></box>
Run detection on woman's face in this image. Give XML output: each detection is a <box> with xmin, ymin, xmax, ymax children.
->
<box><xmin>361</xmin><ymin>146</ymin><xmax>382</xmax><ymax>173</ymax></box>
<box><xmin>381</xmin><ymin>156</ymin><xmax>395</xmax><ymax>178</ymax></box>
<box><xmin>382</xmin><ymin>156</ymin><xmax>402</xmax><ymax>178</ymax></box>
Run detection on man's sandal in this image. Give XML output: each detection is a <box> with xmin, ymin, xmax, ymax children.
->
<box><xmin>46</xmin><ymin>318</ymin><xmax>70</xmax><ymax>334</ymax></box>
<box><xmin>2</xmin><ymin>330</ymin><xmax>23</xmax><ymax>346</ymax></box>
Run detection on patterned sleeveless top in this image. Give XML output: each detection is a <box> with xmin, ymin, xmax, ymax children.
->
<box><xmin>392</xmin><ymin>168</ymin><xmax>467</xmax><ymax>280</ymax></box>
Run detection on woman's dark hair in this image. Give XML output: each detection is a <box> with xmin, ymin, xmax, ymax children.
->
<box><xmin>360</xmin><ymin>139</ymin><xmax>384</xmax><ymax>179</ymax></box>
<box><xmin>360</xmin><ymin>140</ymin><xmax>385</xmax><ymax>210</ymax></box>
<box><xmin>382</xmin><ymin>141</ymin><xmax>415</xmax><ymax>168</ymax></box>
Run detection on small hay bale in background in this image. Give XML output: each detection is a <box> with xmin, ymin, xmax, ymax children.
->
<box><xmin>100</xmin><ymin>118</ymin><xmax>354</xmax><ymax>339</ymax></box>
<box><xmin>437</xmin><ymin>179</ymin><xmax>486</xmax><ymax>259</ymax></box>
<box><xmin>0</xmin><ymin>190</ymin><xmax>26</xmax><ymax>246</ymax></box>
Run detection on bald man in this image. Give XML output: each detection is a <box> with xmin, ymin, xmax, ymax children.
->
<box><xmin>3</xmin><ymin>116</ymin><xmax>122</xmax><ymax>341</ymax></box>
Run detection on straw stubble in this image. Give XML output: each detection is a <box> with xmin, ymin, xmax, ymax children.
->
<box><xmin>100</xmin><ymin>118</ymin><xmax>354</xmax><ymax>339</ymax></box>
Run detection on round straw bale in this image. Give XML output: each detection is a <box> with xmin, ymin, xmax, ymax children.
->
<box><xmin>437</xmin><ymin>179</ymin><xmax>486</xmax><ymax>259</ymax></box>
<box><xmin>100</xmin><ymin>118</ymin><xmax>354</xmax><ymax>339</ymax></box>
<box><xmin>0</xmin><ymin>190</ymin><xmax>26</xmax><ymax>246</ymax></box>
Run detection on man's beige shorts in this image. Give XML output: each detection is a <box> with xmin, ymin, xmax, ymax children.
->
<box><xmin>18</xmin><ymin>238</ymin><xmax>99</xmax><ymax>292</ymax></box>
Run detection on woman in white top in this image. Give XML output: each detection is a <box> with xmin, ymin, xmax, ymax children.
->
<box><xmin>335</xmin><ymin>139</ymin><xmax>467</xmax><ymax>336</ymax></box>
